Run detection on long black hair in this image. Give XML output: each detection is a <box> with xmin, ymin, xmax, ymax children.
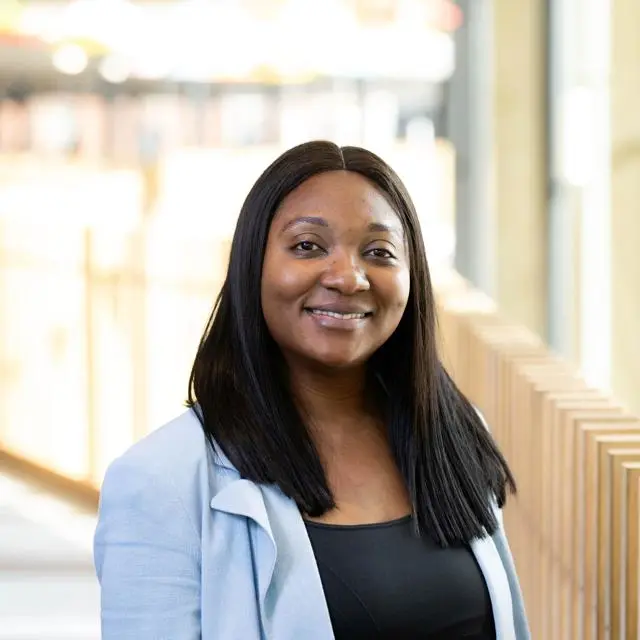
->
<box><xmin>187</xmin><ymin>140</ymin><xmax>515</xmax><ymax>547</ymax></box>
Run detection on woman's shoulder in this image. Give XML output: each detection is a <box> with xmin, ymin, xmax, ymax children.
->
<box><xmin>113</xmin><ymin>409</ymin><xmax>208</xmax><ymax>472</ymax></box>
<box><xmin>98</xmin><ymin>409</ymin><xmax>222</xmax><ymax>516</ymax></box>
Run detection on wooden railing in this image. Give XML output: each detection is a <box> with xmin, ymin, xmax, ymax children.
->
<box><xmin>435</xmin><ymin>269</ymin><xmax>640</xmax><ymax>640</ymax></box>
<box><xmin>0</xmin><ymin>211</ymin><xmax>227</xmax><ymax>491</ymax></box>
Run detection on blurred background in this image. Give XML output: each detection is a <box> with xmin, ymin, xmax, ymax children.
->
<box><xmin>0</xmin><ymin>0</ymin><xmax>638</xmax><ymax>638</ymax></box>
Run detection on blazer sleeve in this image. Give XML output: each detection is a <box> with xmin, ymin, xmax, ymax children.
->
<box><xmin>94</xmin><ymin>455</ymin><xmax>201</xmax><ymax>640</ymax></box>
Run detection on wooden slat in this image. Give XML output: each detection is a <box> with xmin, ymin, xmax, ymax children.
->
<box><xmin>539</xmin><ymin>392</ymin><xmax>608</xmax><ymax>639</ymax></box>
<box><xmin>598</xmin><ymin>447</ymin><xmax>640</xmax><ymax>639</ymax></box>
<box><xmin>578</xmin><ymin>423</ymin><xmax>640</xmax><ymax>639</ymax></box>
<box><xmin>610</xmin><ymin>453</ymin><xmax>640</xmax><ymax>638</ymax></box>
<box><xmin>570</xmin><ymin>416</ymin><xmax>637</xmax><ymax>636</ymax></box>
<box><xmin>558</xmin><ymin>406</ymin><xmax>627</xmax><ymax>639</ymax></box>
<box><xmin>621</xmin><ymin>464</ymin><xmax>640</xmax><ymax>639</ymax></box>
<box><xmin>626</xmin><ymin>474</ymin><xmax>640</xmax><ymax>640</ymax></box>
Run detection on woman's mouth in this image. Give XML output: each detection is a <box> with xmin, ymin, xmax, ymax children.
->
<box><xmin>303</xmin><ymin>308</ymin><xmax>374</xmax><ymax>330</ymax></box>
<box><xmin>306</xmin><ymin>308</ymin><xmax>371</xmax><ymax>320</ymax></box>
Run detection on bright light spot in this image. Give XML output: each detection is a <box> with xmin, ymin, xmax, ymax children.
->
<box><xmin>561</xmin><ymin>87</ymin><xmax>597</xmax><ymax>187</ymax></box>
<box><xmin>99</xmin><ymin>55</ymin><xmax>130</xmax><ymax>83</ymax></box>
<box><xmin>52</xmin><ymin>43</ymin><xmax>88</xmax><ymax>75</ymax></box>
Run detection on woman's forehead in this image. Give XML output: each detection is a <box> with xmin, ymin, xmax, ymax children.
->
<box><xmin>273</xmin><ymin>170</ymin><xmax>403</xmax><ymax>233</ymax></box>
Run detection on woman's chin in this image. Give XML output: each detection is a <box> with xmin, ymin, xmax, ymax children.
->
<box><xmin>304</xmin><ymin>349</ymin><xmax>369</xmax><ymax>371</ymax></box>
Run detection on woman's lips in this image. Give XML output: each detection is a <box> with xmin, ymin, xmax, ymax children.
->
<box><xmin>308</xmin><ymin>309</ymin><xmax>368</xmax><ymax>320</ymax></box>
<box><xmin>304</xmin><ymin>308</ymin><xmax>373</xmax><ymax>330</ymax></box>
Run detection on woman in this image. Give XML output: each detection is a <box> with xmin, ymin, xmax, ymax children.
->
<box><xmin>94</xmin><ymin>141</ymin><xmax>529</xmax><ymax>639</ymax></box>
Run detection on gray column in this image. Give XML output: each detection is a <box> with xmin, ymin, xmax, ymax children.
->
<box><xmin>448</xmin><ymin>0</ymin><xmax>494</xmax><ymax>296</ymax></box>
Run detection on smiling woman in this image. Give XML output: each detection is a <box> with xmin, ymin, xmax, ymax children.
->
<box><xmin>94</xmin><ymin>141</ymin><xmax>530</xmax><ymax>639</ymax></box>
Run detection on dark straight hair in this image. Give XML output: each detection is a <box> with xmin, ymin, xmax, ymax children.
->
<box><xmin>187</xmin><ymin>140</ymin><xmax>515</xmax><ymax>547</ymax></box>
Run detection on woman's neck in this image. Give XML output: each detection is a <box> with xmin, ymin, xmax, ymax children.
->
<box><xmin>289</xmin><ymin>362</ymin><xmax>391</xmax><ymax>468</ymax></box>
<box><xmin>289</xmin><ymin>363</ymin><xmax>371</xmax><ymax>424</ymax></box>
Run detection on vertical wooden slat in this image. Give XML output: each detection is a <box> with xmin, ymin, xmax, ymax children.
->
<box><xmin>539</xmin><ymin>391</ymin><xmax>606</xmax><ymax>639</ymax></box>
<box><xmin>577</xmin><ymin>423</ymin><xmax>640</xmax><ymax>639</ymax></box>
<box><xmin>611</xmin><ymin>455</ymin><xmax>640</xmax><ymax>639</ymax></box>
<box><xmin>598</xmin><ymin>447</ymin><xmax>640</xmax><ymax>639</ymax></box>
<box><xmin>626</xmin><ymin>473</ymin><xmax>640</xmax><ymax>640</ymax></box>
<box><xmin>569</xmin><ymin>414</ymin><xmax>635</xmax><ymax>636</ymax></box>
<box><xmin>621</xmin><ymin>464</ymin><xmax>640</xmax><ymax>639</ymax></box>
<box><xmin>559</xmin><ymin>406</ymin><xmax>627</xmax><ymax>639</ymax></box>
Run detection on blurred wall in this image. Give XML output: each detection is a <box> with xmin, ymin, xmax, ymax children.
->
<box><xmin>611</xmin><ymin>0</ymin><xmax>640</xmax><ymax>415</ymax></box>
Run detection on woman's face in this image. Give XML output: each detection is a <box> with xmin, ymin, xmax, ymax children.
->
<box><xmin>261</xmin><ymin>170</ymin><xmax>411</xmax><ymax>370</ymax></box>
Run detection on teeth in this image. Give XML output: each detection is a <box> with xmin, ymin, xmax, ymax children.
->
<box><xmin>310</xmin><ymin>309</ymin><xmax>367</xmax><ymax>320</ymax></box>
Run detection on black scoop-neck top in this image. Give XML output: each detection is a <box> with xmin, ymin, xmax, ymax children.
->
<box><xmin>304</xmin><ymin>516</ymin><xmax>496</xmax><ymax>639</ymax></box>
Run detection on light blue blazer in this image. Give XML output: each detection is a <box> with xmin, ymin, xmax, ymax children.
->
<box><xmin>94</xmin><ymin>409</ymin><xmax>530</xmax><ymax>639</ymax></box>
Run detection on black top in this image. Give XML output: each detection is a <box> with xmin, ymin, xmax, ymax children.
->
<box><xmin>305</xmin><ymin>515</ymin><xmax>496</xmax><ymax>640</ymax></box>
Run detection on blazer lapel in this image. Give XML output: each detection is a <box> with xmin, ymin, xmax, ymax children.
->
<box><xmin>210</xmin><ymin>475</ymin><xmax>333</xmax><ymax>639</ymax></box>
<box><xmin>210</xmin><ymin>478</ymin><xmax>277</xmax><ymax>607</ymax></box>
<box><xmin>260</xmin><ymin>485</ymin><xmax>335</xmax><ymax>639</ymax></box>
<box><xmin>470</xmin><ymin>534</ymin><xmax>517</xmax><ymax>639</ymax></box>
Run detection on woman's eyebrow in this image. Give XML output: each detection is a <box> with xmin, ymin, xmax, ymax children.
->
<box><xmin>368</xmin><ymin>222</ymin><xmax>393</xmax><ymax>233</ymax></box>
<box><xmin>281</xmin><ymin>216</ymin><xmax>328</xmax><ymax>233</ymax></box>
<box><xmin>368</xmin><ymin>221</ymin><xmax>404</xmax><ymax>240</ymax></box>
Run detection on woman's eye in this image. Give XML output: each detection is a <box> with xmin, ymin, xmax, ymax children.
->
<box><xmin>294</xmin><ymin>240</ymin><xmax>321</xmax><ymax>253</ymax></box>
<box><xmin>367</xmin><ymin>247</ymin><xmax>394</xmax><ymax>259</ymax></box>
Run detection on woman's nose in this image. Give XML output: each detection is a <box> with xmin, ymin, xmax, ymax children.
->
<box><xmin>319</xmin><ymin>253</ymin><xmax>370</xmax><ymax>295</ymax></box>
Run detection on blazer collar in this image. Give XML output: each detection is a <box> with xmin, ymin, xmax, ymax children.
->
<box><xmin>206</xmin><ymin>433</ymin><xmax>274</xmax><ymax>537</ymax></box>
